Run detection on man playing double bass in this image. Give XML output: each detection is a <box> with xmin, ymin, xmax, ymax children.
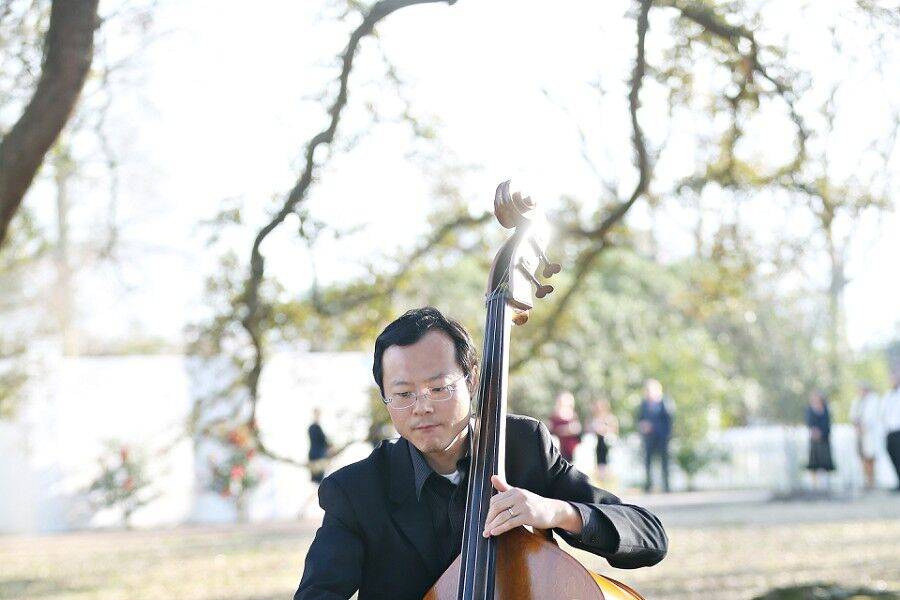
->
<box><xmin>294</xmin><ymin>307</ymin><xmax>668</xmax><ymax>599</ymax></box>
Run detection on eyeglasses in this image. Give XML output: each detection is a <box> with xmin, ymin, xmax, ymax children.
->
<box><xmin>383</xmin><ymin>374</ymin><xmax>469</xmax><ymax>411</ymax></box>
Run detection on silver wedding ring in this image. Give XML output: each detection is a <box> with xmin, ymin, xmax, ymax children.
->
<box><xmin>507</xmin><ymin>508</ymin><xmax>516</xmax><ymax>518</ymax></box>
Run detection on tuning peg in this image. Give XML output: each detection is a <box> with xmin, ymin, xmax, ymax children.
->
<box><xmin>542</xmin><ymin>260</ymin><xmax>562</xmax><ymax>279</ymax></box>
<box><xmin>529</xmin><ymin>239</ymin><xmax>562</xmax><ymax>278</ymax></box>
<box><xmin>517</xmin><ymin>260</ymin><xmax>554</xmax><ymax>298</ymax></box>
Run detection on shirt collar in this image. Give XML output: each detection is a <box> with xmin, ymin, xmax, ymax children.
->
<box><xmin>407</xmin><ymin>425</ymin><xmax>472</xmax><ymax>501</ymax></box>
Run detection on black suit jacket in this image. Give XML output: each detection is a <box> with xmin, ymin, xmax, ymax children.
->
<box><xmin>295</xmin><ymin>414</ymin><xmax>667</xmax><ymax>600</ymax></box>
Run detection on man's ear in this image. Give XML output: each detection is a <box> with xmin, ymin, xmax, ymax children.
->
<box><xmin>466</xmin><ymin>371</ymin><xmax>479</xmax><ymax>396</ymax></box>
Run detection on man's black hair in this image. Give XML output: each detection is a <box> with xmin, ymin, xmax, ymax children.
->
<box><xmin>373</xmin><ymin>306</ymin><xmax>478</xmax><ymax>398</ymax></box>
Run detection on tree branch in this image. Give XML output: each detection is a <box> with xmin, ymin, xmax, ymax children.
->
<box><xmin>661</xmin><ymin>0</ymin><xmax>809</xmax><ymax>181</ymax></box>
<box><xmin>310</xmin><ymin>209</ymin><xmax>491</xmax><ymax>316</ymax></box>
<box><xmin>594</xmin><ymin>0</ymin><xmax>653</xmax><ymax>238</ymax></box>
<box><xmin>512</xmin><ymin>0</ymin><xmax>654</xmax><ymax>370</ymax></box>
<box><xmin>237</xmin><ymin>0</ymin><xmax>457</xmax><ymax>463</ymax></box>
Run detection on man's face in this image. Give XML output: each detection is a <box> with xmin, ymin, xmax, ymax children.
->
<box><xmin>644</xmin><ymin>381</ymin><xmax>662</xmax><ymax>402</ymax></box>
<box><xmin>381</xmin><ymin>330</ymin><xmax>471</xmax><ymax>456</ymax></box>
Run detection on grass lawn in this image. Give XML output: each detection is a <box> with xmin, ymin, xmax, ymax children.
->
<box><xmin>2</xmin><ymin>494</ymin><xmax>898</xmax><ymax>599</ymax></box>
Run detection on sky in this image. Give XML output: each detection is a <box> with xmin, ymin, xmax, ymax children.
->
<box><xmin>25</xmin><ymin>0</ymin><xmax>899</xmax><ymax>352</ymax></box>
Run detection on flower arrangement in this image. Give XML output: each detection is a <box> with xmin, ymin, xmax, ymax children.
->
<box><xmin>207</xmin><ymin>424</ymin><xmax>263</xmax><ymax>520</ymax></box>
<box><xmin>86</xmin><ymin>441</ymin><xmax>157</xmax><ymax>528</ymax></box>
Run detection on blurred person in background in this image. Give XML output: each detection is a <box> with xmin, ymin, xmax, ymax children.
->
<box><xmin>548</xmin><ymin>391</ymin><xmax>583</xmax><ymax>462</ymax></box>
<box><xmin>299</xmin><ymin>408</ymin><xmax>332</xmax><ymax>519</ymax></box>
<box><xmin>805</xmin><ymin>390</ymin><xmax>835</xmax><ymax>491</ymax></box>
<box><xmin>308</xmin><ymin>408</ymin><xmax>331</xmax><ymax>484</ymax></box>
<box><xmin>884</xmin><ymin>372</ymin><xmax>900</xmax><ymax>491</ymax></box>
<box><xmin>636</xmin><ymin>379</ymin><xmax>674</xmax><ymax>493</ymax></box>
<box><xmin>588</xmin><ymin>398</ymin><xmax>619</xmax><ymax>484</ymax></box>
<box><xmin>850</xmin><ymin>383</ymin><xmax>882</xmax><ymax>490</ymax></box>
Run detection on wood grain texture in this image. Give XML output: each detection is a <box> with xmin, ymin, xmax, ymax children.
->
<box><xmin>424</xmin><ymin>527</ymin><xmax>645</xmax><ymax>600</ymax></box>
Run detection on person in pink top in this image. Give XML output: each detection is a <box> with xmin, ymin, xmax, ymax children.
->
<box><xmin>548</xmin><ymin>391</ymin><xmax>583</xmax><ymax>463</ymax></box>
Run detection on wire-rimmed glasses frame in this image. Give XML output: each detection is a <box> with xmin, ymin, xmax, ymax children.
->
<box><xmin>382</xmin><ymin>374</ymin><xmax>470</xmax><ymax>411</ymax></box>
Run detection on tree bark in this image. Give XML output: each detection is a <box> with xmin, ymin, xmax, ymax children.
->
<box><xmin>0</xmin><ymin>0</ymin><xmax>100</xmax><ymax>248</ymax></box>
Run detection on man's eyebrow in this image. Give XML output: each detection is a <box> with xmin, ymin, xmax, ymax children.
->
<box><xmin>389</xmin><ymin>372</ymin><xmax>450</xmax><ymax>386</ymax></box>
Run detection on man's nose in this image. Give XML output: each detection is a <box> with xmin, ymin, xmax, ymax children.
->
<box><xmin>411</xmin><ymin>394</ymin><xmax>434</xmax><ymax>414</ymax></box>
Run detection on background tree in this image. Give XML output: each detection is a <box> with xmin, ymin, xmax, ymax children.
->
<box><xmin>0</xmin><ymin>0</ymin><xmax>99</xmax><ymax>247</ymax></box>
<box><xmin>190</xmin><ymin>1</ymin><xmax>899</xmax><ymax>476</ymax></box>
<box><xmin>0</xmin><ymin>0</ymin><xmax>159</xmax><ymax>416</ymax></box>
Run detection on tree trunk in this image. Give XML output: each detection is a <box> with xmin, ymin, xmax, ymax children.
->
<box><xmin>824</xmin><ymin>227</ymin><xmax>849</xmax><ymax>395</ymax></box>
<box><xmin>0</xmin><ymin>0</ymin><xmax>100</xmax><ymax>248</ymax></box>
<box><xmin>52</xmin><ymin>143</ymin><xmax>79</xmax><ymax>355</ymax></box>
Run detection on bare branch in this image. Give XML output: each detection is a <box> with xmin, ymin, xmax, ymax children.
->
<box><xmin>661</xmin><ymin>0</ymin><xmax>809</xmax><ymax>181</ymax></box>
<box><xmin>540</xmin><ymin>87</ymin><xmax>615</xmax><ymax>192</ymax></box>
<box><xmin>512</xmin><ymin>0</ymin><xmax>654</xmax><ymax>369</ymax></box>
<box><xmin>510</xmin><ymin>243</ymin><xmax>606</xmax><ymax>372</ymax></box>
<box><xmin>592</xmin><ymin>0</ymin><xmax>654</xmax><ymax>239</ymax></box>
<box><xmin>237</xmin><ymin>0</ymin><xmax>457</xmax><ymax>463</ymax></box>
<box><xmin>310</xmin><ymin>210</ymin><xmax>492</xmax><ymax>316</ymax></box>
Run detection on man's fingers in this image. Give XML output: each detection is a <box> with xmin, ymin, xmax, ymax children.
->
<box><xmin>490</xmin><ymin>474</ymin><xmax>511</xmax><ymax>493</ymax></box>
<box><xmin>487</xmin><ymin>491</ymin><xmax>521</xmax><ymax>516</ymax></box>
<box><xmin>488</xmin><ymin>514</ymin><xmax>524</xmax><ymax>537</ymax></box>
<box><xmin>483</xmin><ymin>504</ymin><xmax>521</xmax><ymax>536</ymax></box>
<box><xmin>483</xmin><ymin>506</ymin><xmax>513</xmax><ymax>533</ymax></box>
<box><xmin>484</xmin><ymin>503</ymin><xmax>503</xmax><ymax>526</ymax></box>
<box><xmin>488</xmin><ymin>489</ymin><xmax>515</xmax><ymax>509</ymax></box>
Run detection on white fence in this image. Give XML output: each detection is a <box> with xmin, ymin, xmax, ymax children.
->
<box><xmin>572</xmin><ymin>424</ymin><xmax>897</xmax><ymax>493</ymax></box>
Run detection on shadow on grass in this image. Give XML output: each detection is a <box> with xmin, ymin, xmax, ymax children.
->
<box><xmin>0</xmin><ymin>578</ymin><xmax>96</xmax><ymax>598</ymax></box>
<box><xmin>751</xmin><ymin>583</ymin><xmax>899</xmax><ymax>599</ymax></box>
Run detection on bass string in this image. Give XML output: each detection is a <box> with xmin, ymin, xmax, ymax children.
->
<box><xmin>482</xmin><ymin>289</ymin><xmax>508</xmax><ymax>599</ymax></box>
<box><xmin>478</xmin><ymin>293</ymin><xmax>508</xmax><ymax>598</ymax></box>
<box><xmin>460</xmin><ymin>293</ymin><xmax>496</xmax><ymax>595</ymax></box>
<box><xmin>460</xmin><ymin>292</ymin><xmax>505</xmax><ymax>599</ymax></box>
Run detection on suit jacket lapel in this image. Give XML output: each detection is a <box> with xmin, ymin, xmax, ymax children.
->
<box><xmin>387</xmin><ymin>438</ymin><xmax>440</xmax><ymax>578</ymax></box>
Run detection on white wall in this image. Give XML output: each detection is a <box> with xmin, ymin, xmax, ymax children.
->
<box><xmin>0</xmin><ymin>350</ymin><xmax>374</xmax><ymax>533</ymax></box>
<box><xmin>189</xmin><ymin>351</ymin><xmax>375</xmax><ymax>524</ymax></box>
<box><xmin>0</xmin><ymin>353</ymin><xmax>194</xmax><ymax>533</ymax></box>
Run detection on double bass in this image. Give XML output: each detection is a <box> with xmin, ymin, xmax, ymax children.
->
<box><xmin>424</xmin><ymin>181</ymin><xmax>646</xmax><ymax>600</ymax></box>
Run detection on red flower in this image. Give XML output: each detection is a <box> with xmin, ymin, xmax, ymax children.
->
<box><xmin>120</xmin><ymin>447</ymin><xmax>130</xmax><ymax>462</ymax></box>
<box><xmin>245</xmin><ymin>448</ymin><xmax>256</xmax><ymax>460</ymax></box>
<box><xmin>230</xmin><ymin>465</ymin><xmax>245</xmax><ymax>480</ymax></box>
<box><xmin>123</xmin><ymin>477</ymin><xmax>135</xmax><ymax>491</ymax></box>
<box><xmin>227</xmin><ymin>427</ymin><xmax>250</xmax><ymax>448</ymax></box>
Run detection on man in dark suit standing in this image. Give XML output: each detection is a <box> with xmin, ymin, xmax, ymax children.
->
<box><xmin>636</xmin><ymin>379</ymin><xmax>674</xmax><ymax>493</ymax></box>
<box><xmin>295</xmin><ymin>307</ymin><xmax>668</xmax><ymax>600</ymax></box>
<box><xmin>307</xmin><ymin>407</ymin><xmax>330</xmax><ymax>483</ymax></box>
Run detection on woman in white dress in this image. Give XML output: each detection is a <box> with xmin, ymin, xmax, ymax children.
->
<box><xmin>850</xmin><ymin>384</ymin><xmax>882</xmax><ymax>490</ymax></box>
